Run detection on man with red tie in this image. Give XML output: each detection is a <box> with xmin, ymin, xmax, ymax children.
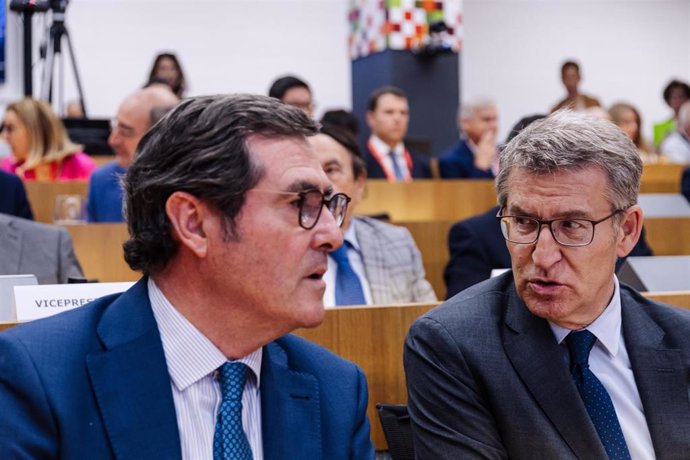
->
<box><xmin>364</xmin><ymin>86</ymin><xmax>431</xmax><ymax>181</ymax></box>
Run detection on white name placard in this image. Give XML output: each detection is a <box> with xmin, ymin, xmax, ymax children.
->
<box><xmin>490</xmin><ymin>268</ymin><xmax>510</xmax><ymax>278</ymax></box>
<box><xmin>13</xmin><ymin>282</ymin><xmax>135</xmax><ymax>322</ymax></box>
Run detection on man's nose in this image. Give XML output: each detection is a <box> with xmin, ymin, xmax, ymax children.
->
<box><xmin>531</xmin><ymin>224</ymin><xmax>563</xmax><ymax>268</ymax></box>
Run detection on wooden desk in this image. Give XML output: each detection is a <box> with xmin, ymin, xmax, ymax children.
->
<box><xmin>24</xmin><ymin>180</ymin><xmax>88</xmax><ymax>224</ymax></box>
<box><xmin>62</xmin><ymin>223</ymin><xmax>138</xmax><ymax>283</ymax></box>
<box><xmin>640</xmin><ymin>163</ymin><xmax>684</xmax><ymax>193</ymax></box>
<box><xmin>4</xmin><ymin>291</ymin><xmax>690</xmax><ymax>450</ymax></box>
<box><xmin>358</xmin><ymin>179</ymin><xmax>497</xmax><ymax>222</ymax></box>
<box><xmin>359</xmin><ymin>167</ymin><xmax>681</xmax><ymax>222</ymax></box>
<box><xmin>23</xmin><ymin>164</ymin><xmax>682</xmax><ymax>225</ymax></box>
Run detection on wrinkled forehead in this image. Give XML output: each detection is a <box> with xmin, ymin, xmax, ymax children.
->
<box><xmin>248</xmin><ymin>134</ymin><xmax>332</xmax><ymax>193</ymax></box>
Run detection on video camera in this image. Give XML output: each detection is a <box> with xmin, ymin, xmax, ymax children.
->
<box><xmin>9</xmin><ymin>0</ymin><xmax>68</xmax><ymax>14</ymax></box>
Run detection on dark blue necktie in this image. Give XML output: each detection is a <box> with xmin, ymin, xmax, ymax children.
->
<box><xmin>389</xmin><ymin>150</ymin><xmax>405</xmax><ymax>181</ymax></box>
<box><xmin>331</xmin><ymin>243</ymin><xmax>366</xmax><ymax>306</ymax></box>
<box><xmin>213</xmin><ymin>362</ymin><xmax>252</xmax><ymax>460</ymax></box>
<box><xmin>566</xmin><ymin>330</ymin><xmax>631</xmax><ymax>460</ymax></box>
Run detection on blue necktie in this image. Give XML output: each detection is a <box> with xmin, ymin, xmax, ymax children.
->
<box><xmin>213</xmin><ymin>362</ymin><xmax>252</xmax><ymax>460</ymax></box>
<box><xmin>566</xmin><ymin>330</ymin><xmax>631</xmax><ymax>460</ymax></box>
<box><xmin>331</xmin><ymin>243</ymin><xmax>366</xmax><ymax>306</ymax></box>
<box><xmin>389</xmin><ymin>150</ymin><xmax>405</xmax><ymax>181</ymax></box>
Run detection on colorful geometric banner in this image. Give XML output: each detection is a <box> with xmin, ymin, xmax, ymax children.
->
<box><xmin>349</xmin><ymin>0</ymin><xmax>462</xmax><ymax>59</ymax></box>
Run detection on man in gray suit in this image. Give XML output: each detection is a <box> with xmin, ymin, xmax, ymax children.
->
<box><xmin>310</xmin><ymin>123</ymin><xmax>437</xmax><ymax>306</ymax></box>
<box><xmin>404</xmin><ymin>111</ymin><xmax>690</xmax><ymax>458</ymax></box>
<box><xmin>0</xmin><ymin>214</ymin><xmax>83</xmax><ymax>284</ymax></box>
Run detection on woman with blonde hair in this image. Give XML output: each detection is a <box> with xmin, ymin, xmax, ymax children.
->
<box><xmin>609</xmin><ymin>102</ymin><xmax>666</xmax><ymax>164</ymax></box>
<box><xmin>0</xmin><ymin>98</ymin><xmax>95</xmax><ymax>180</ymax></box>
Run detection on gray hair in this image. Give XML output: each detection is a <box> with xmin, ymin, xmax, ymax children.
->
<box><xmin>459</xmin><ymin>97</ymin><xmax>495</xmax><ymax>120</ymax></box>
<box><xmin>496</xmin><ymin>110</ymin><xmax>642</xmax><ymax>211</ymax></box>
<box><xmin>123</xmin><ymin>93</ymin><xmax>318</xmax><ymax>276</ymax></box>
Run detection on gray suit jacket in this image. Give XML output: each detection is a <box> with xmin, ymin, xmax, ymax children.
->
<box><xmin>404</xmin><ymin>272</ymin><xmax>690</xmax><ymax>459</ymax></box>
<box><xmin>0</xmin><ymin>214</ymin><xmax>83</xmax><ymax>284</ymax></box>
<box><xmin>353</xmin><ymin>216</ymin><xmax>437</xmax><ymax>304</ymax></box>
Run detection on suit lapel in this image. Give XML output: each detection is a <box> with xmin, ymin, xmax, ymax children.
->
<box><xmin>261</xmin><ymin>339</ymin><xmax>321</xmax><ymax>460</ymax></box>
<box><xmin>354</xmin><ymin>218</ymin><xmax>391</xmax><ymax>305</ymax></box>
<box><xmin>622</xmin><ymin>291</ymin><xmax>690</xmax><ymax>458</ymax></box>
<box><xmin>0</xmin><ymin>216</ymin><xmax>23</xmax><ymax>275</ymax></box>
<box><xmin>86</xmin><ymin>279</ymin><xmax>182</xmax><ymax>460</ymax></box>
<box><xmin>502</xmin><ymin>284</ymin><xmax>607</xmax><ymax>459</ymax></box>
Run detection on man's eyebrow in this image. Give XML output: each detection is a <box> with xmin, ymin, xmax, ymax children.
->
<box><xmin>323</xmin><ymin>159</ymin><xmax>342</xmax><ymax>168</ymax></box>
<box><xmin>285</xmin><ymin>181</ymin><xmax>333</xmax><ymax>196</ymax></box>
<box><xmin>507</xmin><ymin>204</ymin><xmax>591</xmax><ymax>219</ymax></box>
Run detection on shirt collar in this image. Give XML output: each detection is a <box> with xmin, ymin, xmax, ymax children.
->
<box><xmin>370</xmin><ymin>134</ymin><xmax>404</xmax><ymax>157</ymax></box>
<box><xmin>148</xmin><ymin>278</ymin><xmax>263</xmax><ymax>391</ymax></box>
<box><xmin>549</xmin><ymin>276</ymin><xmax>622</xmax><ymax>357</ymax></box>
<box><xmin>343</xmin><ymin>220</ymin><xmax>362</xmax><ymax>253</ymax></box>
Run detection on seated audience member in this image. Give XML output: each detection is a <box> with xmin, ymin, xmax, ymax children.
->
<box><xmin>0</xmin><ymin>169</ymin><xmax>33</xmax><ymax>219</ymax></box>
<box><xmin>364</xmin><ymin>86</ymin><xmax>431</xmax><ymax>181</ymax></box>
<box><xmin>268</xmin><ymin>75</ymin><xmax>314</xmax><ymax>118</ymax></box>
<box><xmin>405</xmin><ymin>111</ymin><xmax>690</xmax><ymax>458</ymax></box>
<box><xmin>87</xmin><ymin>86</ymin><xmax>180</xmax><ymax>222</ymax></box>
<box><xmin>146</xmin><ymin>52</ymin><xmax>186</xmax><ymax>98</ymax></box>
<box><xmin>438</xmin><ymin>99</ymin><xmax>498</xmax><ymax>178</ymax></box>
<box><xmin>609</xmin><ymin>102</ymin><xmax>664</xmax><ymax>163</ymax></box>
<box><xmin>0</xmin><ymin>94</ymin><xmax>374</xmax><ymax>458</ymax></box>
<box><xmin>653</xmin><ymin>79</ymin><xmax>690</xmax><ymax>148</ymax></box>
<box><xmin>660</xmin><ymin>100</ymin><xmax>690</xmax><ymax>164</ymax></box>
<box><xmin>321</xmin><ymin>109</ymin><xmax>359</xmax><ymax>136</ymax></box>
<box><xmin>311</xmin><ymin>124</ymin><xmax>437</xmax><ymax>306</ymax></box>
<box><xmin>551</xmin><ymin>60</ymin><xmax>601</xmax><ymax>113</ymax></box>
<box><xmin>0</xmin><ymin>213</ymin><xmax>82</xmax><ymax>284</ymax></box>
<box><xmin>444</xmin><ymin>205</ymin><xmax>654</xmax><ymax>298</ymax></box>
<box><xmin>0</xmin><ymin>98</ymin><xmax>95</xmax><ymax>181</ymax></box>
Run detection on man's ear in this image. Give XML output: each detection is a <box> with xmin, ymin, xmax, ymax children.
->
<box><xmin>165</xmin><ymin>191</ymin><xmax>210</xmax><ymax>259</ymax></box>
<box><xmin>365</xmin><ymin>110</ymin><xmax>375</xmax><ymax>130</ymax></box>
<box><xmin>617</xmin><ymin>204</ymin><xmax>643</xmax><ymax>258</ymax></box>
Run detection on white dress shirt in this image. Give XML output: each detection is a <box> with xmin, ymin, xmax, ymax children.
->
<box><xmin>323</xmin><ymin>222</ymin><xmax>373</xmax><ymax>307</ymax></box>
<box><xmin>369</xmin><ymin>135</ymin><xmax>410</xmax><ymax>181</ymax></box>
<box><xmin>549</xmin><ymin>277</ymin><xmax>655</xmax><ymax>459</ymax></box>
<box><xmin>148</xmin><ymin>278</ymin><xmax>264</xmax><ymax>459</ymax></box>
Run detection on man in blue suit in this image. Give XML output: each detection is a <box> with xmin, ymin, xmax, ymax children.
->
<box><xmin>406</xmin><ymin>111</ymin><xmax>690</xmax><ymax>458</ymax></box>
<box><xmin>0</xmin><ymin>95</ymin><xmax>374</xmax><ymax>459</ymax></box>
<box><xmin>437</xmin><ymin>98</ymin><xmax>498</xmax><ymax>179</ymax></box>
<box><xmin>0</xmin><ymin>169</ymin><xmax>33</xmax><ymax>219</ymax></box>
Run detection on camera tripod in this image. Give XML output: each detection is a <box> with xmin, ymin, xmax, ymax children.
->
<box><xmin>39</xmin><ymin>9</ymin><xmax>87</xmax><ymax>116</ymax></box>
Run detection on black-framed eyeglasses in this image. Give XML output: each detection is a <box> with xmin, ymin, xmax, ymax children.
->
<box><xmin>496</xmin><ymin>208</ymin><xmax>625</xmax><ymax>247</ymax></box>
<box><xmin>252</xmin><ymin>189</ymin><xmax>351</xmax><ymax>230</ymax></box>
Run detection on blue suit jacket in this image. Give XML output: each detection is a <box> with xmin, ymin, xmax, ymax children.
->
<box><xmin>444</xmin><ymin>206</ymin><xmax>655</xmax><ymax>299</ymax></box>
<box><xmin>0</xmin><ymin>279</ymin><xmax>374</xmax><ymax>459</ymax></box>
<box><xmin>437</xmin><ymin>138</ymin><xmax>494</xmax><ymax>179</ymax></box>
<box><xmin>364</xmin><ymin>144</ymin><xmax>431</xmax><ymax>180</ymax></box>
<box><xmin>0</xmin><ymin>170</ymin><xmax>33</xmax><ymax>220</ymax></box>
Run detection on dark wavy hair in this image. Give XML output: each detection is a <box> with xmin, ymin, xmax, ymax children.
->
<box><xmin>147</xmin><ymin>52</ymin><xmax>186</xmax><ymax>98</ymax></box>
<box><xmin>367</xmin><ymin>86</ymin><xmax>407</xmax><ymax>112</ymax></box>
<box><xmin>319</xmin><ymin>123</ymin><xmax>366</xmax><ymax>179</ymax></box>
<box><xmin>123</xmin><ymin>94</ymin><xmax>318</xmax><ymax>275</ymax></box>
